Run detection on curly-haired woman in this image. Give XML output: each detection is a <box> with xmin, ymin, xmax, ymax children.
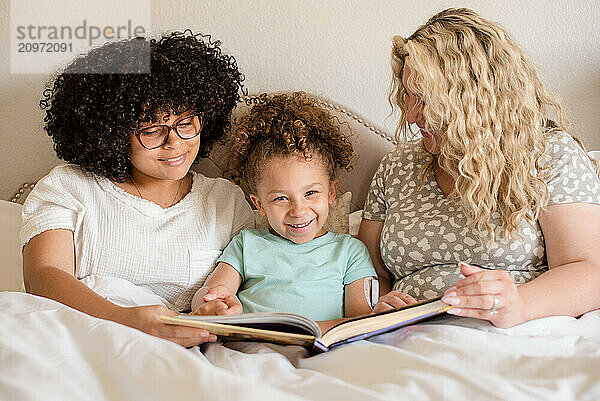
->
<box><xmin>21</xmin><ymin>32</ymin><xmax>254</xmax><ymax>346</ymax></box>
<box><xmin>358</xmin><ymin>9</ymin><xmax>600</xmax><ymax>328</ymax></box>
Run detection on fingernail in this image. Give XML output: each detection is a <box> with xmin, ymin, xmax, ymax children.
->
<box><xmin>446</xmin><ymin>308</ymin><xmax>461</xmax><ymax>315</ymax></box>
<box><xmin>441</xmin><ymin>295</ymin><xmax>460</xmax><ymax>305</ymax></box>
<box><xmin>203</xmin><ymin>294</ymin><xmax>217</xmax><ymax>301</ymax></box>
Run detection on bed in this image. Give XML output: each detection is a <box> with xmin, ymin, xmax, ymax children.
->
<box><xmin>2</xmin><ymin>94</ymin><xmax>600</xmax><ymax>401</ymax></box>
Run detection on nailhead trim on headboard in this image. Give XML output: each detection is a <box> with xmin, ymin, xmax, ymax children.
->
<box><xmin>242</xmin><ymin>95</ymin><xmax>398</xmax><ymax>145</ymax></box>
<box><xmin>11</xmin><ymin>183</ymin><xmax>36</xmax><ymax>203</ymax></box>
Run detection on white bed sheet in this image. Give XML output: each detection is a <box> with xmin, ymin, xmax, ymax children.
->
<box><xmin>2</xmin><ymin>291</ymin><xmax>599</xmax><ymax>401</ymax></box>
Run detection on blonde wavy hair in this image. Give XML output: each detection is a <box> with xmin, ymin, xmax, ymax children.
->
<box><xmin>390</xmin><ymin>8</ymin><xmax>599</xmax><ymax>244</ymax></box>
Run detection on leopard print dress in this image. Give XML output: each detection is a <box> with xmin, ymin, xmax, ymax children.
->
<box><xmin>363</xmin><ymin>132</ymin><xmax>600</xmax><ymax>299</ymax></box>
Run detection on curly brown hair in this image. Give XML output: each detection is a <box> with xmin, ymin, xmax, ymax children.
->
<box><xmin>229</xmin><ymin>92</ymin><xmax>353</xmax><ymax>192</ymax></box>
<box><xmin>40</xmin><ymin>31</ymin><xmax>244</xmax><ymax>182</ymax></box>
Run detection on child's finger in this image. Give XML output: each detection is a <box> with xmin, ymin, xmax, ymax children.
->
<box><xmin>204</xmin><ymin>285</ymin><xmax>233</xmax><ymax>300</ymax></box>
<box><xmin>203</xmin><ymin>293</ymin><xmax>218</xmax><ymax>301</ymax></box>
<box><xmin>199</xmin><ymin>300</ymin><xmax>228</xmax><ymax>315</ymax></box>
<box><xmin>383</xmin><ymin>296</ymin><xmax>408</xmax><ymax>309</ymax></box>
<box><xmin>203</xmin><ymin>293</ymin><xmax>227</xmax><ymax>302</ymax></box>
<box><xmin>221</xmin><ymin>303</ymin><xmax>243</xmax><ymax>316</ymax></box>
<box><xmin>372</xmin><ymin>301</ymin><xmax>395</xmax><ymax>314</ymax></box>
<box><xmin>395</xmin><ymin>292</ymin><xmax>417</xmax><ymax>305</ymax></box>
<box><xmin>372</xmin><ymin>293</ymin><xmax>405</xmax><ymax>313</ymax></box>
<box><xmin>222</xmin><ymin>294</ymin><xmax>240</xmax><ymax>308</ymax></box>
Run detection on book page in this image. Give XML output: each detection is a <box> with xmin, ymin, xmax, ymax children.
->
<box><xmin>160</xmin><ymin>316</ymin><xmax>317</xmax><ymax>347</ymax></box>
<box><xmin>165</xmin><ymin>312</ymin><xmax>321</xmax><ymax>337</ymax></box>
<box><xmin>321</xmin><ymin>299</ymin><xmax>451</xmax><ymax>348</ymax></box>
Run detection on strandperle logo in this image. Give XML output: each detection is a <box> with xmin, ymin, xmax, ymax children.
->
<box><xmin>10</xmin><ymin>0</ymin><xmax>150</xmax><ymax>74</ymax></box>
<box><xmin>15</xmin><ymin>20</ymin><xmax>146</xmax><ymax>46</ymax></box>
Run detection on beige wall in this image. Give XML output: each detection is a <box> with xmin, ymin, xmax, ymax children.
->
<box><xmin>2</xmin><ymin>0</ymin><xmax>599</xmax><ymax>199</ymax></box>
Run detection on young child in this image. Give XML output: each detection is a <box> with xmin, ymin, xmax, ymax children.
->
<box><xmin>191</xmin><ymin>93</ymin><xmax>376</xmax><ymax>327</ymax></box>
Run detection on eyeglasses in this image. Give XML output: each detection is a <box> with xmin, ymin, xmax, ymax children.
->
<box><xmin>134</xmin><ymin>113</ymin><xmax>204</xmax><ymax>150</ymax></box>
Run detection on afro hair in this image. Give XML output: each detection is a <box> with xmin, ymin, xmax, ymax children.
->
<box><xmin>40</xmin><ymin>31</ymin><xmax>245</xmax><ymax>182</ymax></box>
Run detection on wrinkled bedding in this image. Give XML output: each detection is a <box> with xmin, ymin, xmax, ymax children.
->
<box><xmin>2</xmin><ymin>291</ymin><xmax>599</xmax><ymax>401</ymax></box>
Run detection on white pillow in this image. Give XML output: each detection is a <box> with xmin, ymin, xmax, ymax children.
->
<box><xmin>349</xmin><ymin>209</ymin><xmax>363</xmax><ymax>237</ymax></box>
<box><xmin>0</xmin><ymin>200</ymin><xmax>25</xmax><ymax>292</ymax></box>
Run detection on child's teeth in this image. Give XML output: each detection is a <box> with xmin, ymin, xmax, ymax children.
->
<box><xmin>290</xmin><ymin>221</ymin><xmax>310</xmax><ymax>228</ymax></box>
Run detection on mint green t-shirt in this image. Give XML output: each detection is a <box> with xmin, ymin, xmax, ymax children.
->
<box><xmin>216</xmin><ymin>228</ymin><xmax>376</xmax><ymax>321</ymax></box>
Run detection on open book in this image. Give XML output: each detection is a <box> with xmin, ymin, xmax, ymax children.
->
<box><xmin>161</xmin><ymin>298</ymin><xmax>452</xmax><ymax>354</ymax></box>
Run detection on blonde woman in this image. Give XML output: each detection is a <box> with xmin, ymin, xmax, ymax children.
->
<box><xmin>358</xmin><ymin>8</ymin><xmax>600</xmax><ymax>328</ymax></box>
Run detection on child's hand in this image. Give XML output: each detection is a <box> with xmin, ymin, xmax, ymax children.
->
<box><xmin>372</xmin><ymin>291</ymin><xmax>417</xmax><ymax>313</ymax></box>
<box><xmin>191</xmin><ymin>285</ymin><xmax>243</xmax><ymax>316</ymax></box>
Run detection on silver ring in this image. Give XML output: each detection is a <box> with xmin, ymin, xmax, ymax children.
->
<box><xmin>489</xmin><ymin>296</ymin><xmax>500</xmax><ymax>315</ymax></box>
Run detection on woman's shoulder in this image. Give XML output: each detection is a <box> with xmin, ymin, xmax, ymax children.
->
<box><xmin>43</xmin><ymin>164</ymin><xmax>95</xmax><ymax>181</ymax></box>
<box><xmin>188</xmin><ymin>171</ymin><xmax>248</xmax><ymax>208</ymax></box>
<box><xmin>190</xmin><ymin>171</ymin><xmax>243</xmax><ymax>193</ymax></box>
<box><xmin>546</xmin><ymin>130</ymin><xmax>582</xmax><ymax>151</ymax></box>
<box><xmin>543</xmin><ymin>131</ymin><xmax>597</xmax><ymax>170</ymax></box>
<box><xmin>34</xmin><ymin>164</ymin><xmax>98</xmax><ymax>195</ymax></box>
<box><xmin>384</xmin><ymin>139</ymin><xmax>425</xmax><ymax>161</ymax></box>
<box><xmin>542</xmin><ymin>131</ymin><xmax>600</xmax><ymax>204</ymax></box>
<box><xmin>375</xmin><ymin>139</ymin><xmax>428</xmax><ymax>174</ymax></box>
<box><xmin>23</xmin><ymin>164</ymin><xmax>99</xmax><ymax>221</ymax></box>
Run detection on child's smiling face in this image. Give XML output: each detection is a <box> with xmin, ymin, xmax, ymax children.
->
<box><xmin>250</xmin><ymin>153</ymin><xmax>338</xmax><ymax>244</ymax></box>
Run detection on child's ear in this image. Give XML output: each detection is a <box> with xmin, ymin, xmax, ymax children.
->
<box><xmin>249</xmin><ymin>194</ymin><xmax>267</xmax><ymax>216</ymax></box>
<box><xmin>328</xmin><ymin>179</ymin><xmax>339</xmax><ymax>205</ymax></box>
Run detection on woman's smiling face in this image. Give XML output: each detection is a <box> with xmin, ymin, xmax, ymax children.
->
<box><xmin>128</xmin><ymin>111</ymin><xmax>201</xmax><ymax>182</ymax></box>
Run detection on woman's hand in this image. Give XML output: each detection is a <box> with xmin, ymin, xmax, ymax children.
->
<box><xmin>442</xmin><ymin>262</ymin><xmax>527</xmax><ymax>328</ymax></box>
<box><xmin>372</xmin><ymin>291</ymin><xmax>418</xmax><ymax>313</ymax></box>
<box><xmin>190</xmin><ymin>285</ymin><xmax>243</xmax><ymax>316</ymax></box>
<box><xmin>116</xmin><ymin>304</ymin><xmax>217</xmax><ymax>347</ymax></box>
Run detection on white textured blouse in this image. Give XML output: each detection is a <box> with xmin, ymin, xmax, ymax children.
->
<box><xmin>21</xmin><ymin>165</ymin><xmax>254</xmax><ymax>312</ymax></box>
